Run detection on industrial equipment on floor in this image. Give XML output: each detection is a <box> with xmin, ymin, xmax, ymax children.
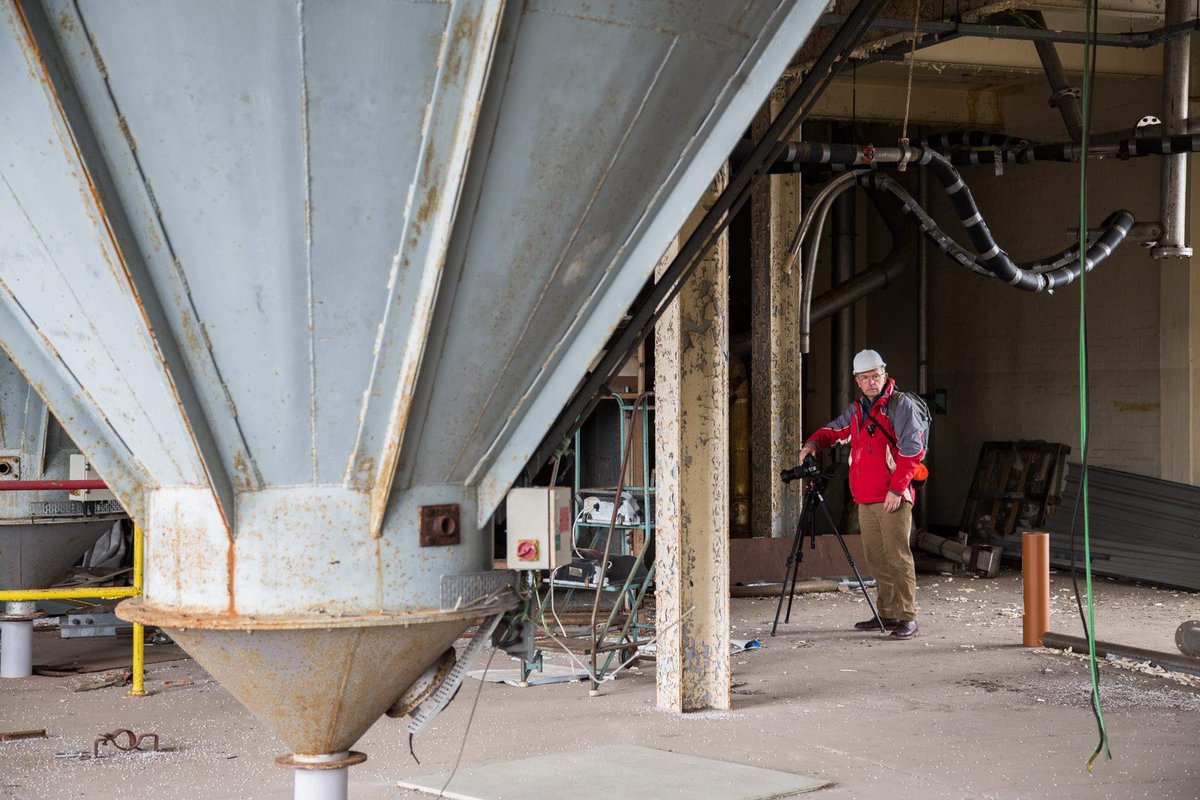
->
<box><xmin>0</xmin><ymin>355</ymin><xmax>126</xmax><ymax>678</ymax></box>
<box><xmin>0</xmin><ymin>1</ymin><xmax>825</xmax><ymax>797</ymax></box>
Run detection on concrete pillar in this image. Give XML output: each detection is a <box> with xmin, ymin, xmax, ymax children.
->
<box><xmin>654</xmin><ymin>165</ymin><xmax>730</xmax><ymax>712</ymax></box>
<box><xmin>1159</xmin><ymin>157</ymin><xmax>1200</xmax><ymax>484</ymax></box>
<box><xmin>750</xmin><ymin>83</ymin><xmax>802</xmax><ymax>537</ymax></box>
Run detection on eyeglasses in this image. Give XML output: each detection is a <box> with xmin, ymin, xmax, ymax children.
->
<box><xmin>854</xmin><ymin>370</ymin><xmax>886</xmax><ymax>384</ymax></box>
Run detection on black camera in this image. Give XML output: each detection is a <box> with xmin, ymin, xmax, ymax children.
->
<box><xmin>780</xmin><ymin>455</ymin><xmax>821</xmax><ymax>484</ymax></box>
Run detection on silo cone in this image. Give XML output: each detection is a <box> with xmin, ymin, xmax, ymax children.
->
<box><xmin>0</xmin><ymin>356</ymin><xmax>125</xmax><ymax>678</ymax></box>
<box><xmin>0</xmin><ymin>0</ymin><xmax>826</xmax><ymax>795</ymax></box>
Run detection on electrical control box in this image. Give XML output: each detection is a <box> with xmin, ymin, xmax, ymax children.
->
<box><xmin>69</xmin><ymin>454</ymin><xmax>115</xmax><ymax>502</ymax></box>
<box><xmin>506</xmin><ymin>487</ymin><xmax>572</xmax><ymax>570</ymax></box>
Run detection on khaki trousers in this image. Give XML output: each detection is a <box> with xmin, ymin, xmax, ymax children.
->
<box><xmin>857</xmin><ymin>501</ymin><xmax>917</xmax><ymax>621</ymax></box>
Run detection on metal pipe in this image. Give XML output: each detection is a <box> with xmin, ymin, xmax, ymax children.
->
<box><xmin>811</xmin><ymin>187</ymin><xmax>915</xmax><ymax>324</ymax></box>
<box><xmin>0</xmin><ymin>480</ymin><xmax>106</xmax><ymax>491</ymax></box>
<box><xmin>1153</xmin><ymin>0</ymin><xmax>1193</xmax><ymax>259</ymax></box>
<box><xmin>831</xmin><ymin>150</ymin><xmax>855</xmax><ymax>417</ymax></box>
<box><xmin>127</xmin><ymin>524</ymin><xmax>147</xmax><ymax>697</ymax></box>
<box><xmin>0</xmin><ymin>585</ymin><xmax>138</xmax><ymax>602</ymax></box>
<box><xmin>1092</xmin><ymin>115</ymin><xmax>1200</xmax><ymax>145</ymax></box>
<box><xmin>1028</xmin><ymin>12</ymin><xmax>1084</xmax><ymax>144</ymax></box>
<box><xmin>819</xmin><ymin>13</ymin><xmax>1200</xmax><ymax>49</ymax></box>
<box><xmin>1042</xmin><ymin>632</ymin><xmax>1200</xmax><ymax>678</ymax></box>
<box><xmin>762</xmin><ymin>134</ymin><xmax>1200</xmax><ymax>171</ymax></box>
<box><xmin>915</xmin><ymin>531</ymin><xmax>1002</xmax><ymax>577</ymax></box>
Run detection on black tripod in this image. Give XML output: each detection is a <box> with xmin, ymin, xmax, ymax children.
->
<box><xmin>771</xmin><ymin>463</ymin><xmax>884</xmax><ymax>636</ymax></box>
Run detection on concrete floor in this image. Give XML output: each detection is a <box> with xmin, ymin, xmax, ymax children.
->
<box><xmin>2</xmin><ymin>568</ymin><xmax>1199</xmax><ymax>800</ymax></box>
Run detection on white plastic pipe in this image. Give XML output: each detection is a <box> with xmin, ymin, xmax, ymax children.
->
<box><xmin>0</xmin><ymin>619</ymin><xmax>33</xmax><ymax>678</ymax></box>
<box><xmin>293</xmin><ymin>753</ymin><xmax>350</xmax><ymax>800</ymax></box>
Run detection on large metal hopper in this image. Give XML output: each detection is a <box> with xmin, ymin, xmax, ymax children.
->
<box><xmin>0</xmin><ymin>0</ymin><xmax>824</xmax><ymax>794</ymax></box>
<box><xmin>0</xmin><ymin>354</ymin><xmax>123</xmax><ymax>676</ymax></box>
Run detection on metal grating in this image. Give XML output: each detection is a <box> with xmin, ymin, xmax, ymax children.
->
<box><xmin>441</xmin><ymin>570</ymin><xmax>519</xmax><ymax>611</ymax></box>
<box><xmin>29</xmin><ymin>499</ymin><xmax>124</xmax><ymax>518</ymax></box>
<box><xmin>1044</xmin><ymin>463</ymin><xmax>1200</xmax><ymax>590</ymax></box>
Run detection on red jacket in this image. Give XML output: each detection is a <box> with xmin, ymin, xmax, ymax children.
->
<box><xmin>805</xmin><ymin>379</ymin><xmax>926</xmax><ymax>505</ymax></box>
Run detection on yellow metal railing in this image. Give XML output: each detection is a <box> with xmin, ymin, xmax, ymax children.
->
<box><xmin>0</xmin><ymin>524</ymin><xmax>147</xmax><ymax>696</ymax></box>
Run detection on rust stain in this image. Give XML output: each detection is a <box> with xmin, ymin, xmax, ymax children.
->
<box><xmin>1113</xmin><ymin>401</ymin><xmax>1159</xmax><ymax>412</ymax></box>
<box><xmin>231</xmin><ymin>451</ymin><xmax>256</xmax><ymax>492</ymax></box>
<box><xmin>350</xmin><ymin>454</ymin><xmax>375</xmax><ymax>492</ymax></box>
<box><xmin>413</xmin><ymin>139</ymin><xmax>439</xmax><ymax>233</ymax></box>
<box><xmin>443</xmin><ymin>7</ymin><xmax>480</xmax><ymax>87</ymax></box>
<box><xmin>117</xmin><ymin>115</ymin><xmax>136</xmax><ymax>152</ymax></box>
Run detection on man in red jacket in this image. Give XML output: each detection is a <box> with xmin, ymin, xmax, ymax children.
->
<box><xmin>798</xmin><ymin>349</ymin><xmax>926</xmax><ymax>640</ymax></box>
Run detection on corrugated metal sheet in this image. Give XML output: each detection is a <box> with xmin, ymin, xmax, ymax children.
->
<box><xmin>1045</xmin><ymin>463</ymin><xmax>1200</xmax><ymax>590</ymax></box>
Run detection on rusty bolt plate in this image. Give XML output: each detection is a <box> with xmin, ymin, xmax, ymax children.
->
<box><xmin>419</xmin><ymin>504</ymin><xmax>460</xmax><ymax>547</ymax></box>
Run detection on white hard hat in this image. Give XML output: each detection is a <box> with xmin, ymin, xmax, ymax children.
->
<box><xmin>853</xmin><ymin>349</ymin><xmax>886</xmax><ymax>374</ymax></box>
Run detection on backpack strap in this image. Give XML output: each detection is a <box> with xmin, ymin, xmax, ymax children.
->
<box><xmin>862</xmin><ymin>404</ymin><xmax>899</xmax><ymax>449</ymax></box>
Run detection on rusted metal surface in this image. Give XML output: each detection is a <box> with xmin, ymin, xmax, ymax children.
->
<box><xmin>418</xmin><ymin>504</ymin><xmax>461</xmax><ymax>548</ymax></box>
<box><xmin>654</xmin><ymin>168</ymin><xmax>731</xmax><ymax>713</ymax></box>
<box><xmin>163</xmin><ymin>617</ymin><xmax>472</xmax><ymax>755</ymax></box>
<box><xmin>0</xmin><ymin>729</ymin><xmax>45</xmax><ymax>742</ymax></box>
<box><xmin>117</xmin><ymin>598</ymin><xmax>482</xmax><ymax>631</ymax></box>
<box><xmin>93</xmin><ymin>729</ymin><xmax>159</xmax><ymax>759</ymax></box>
<box><xmin>276</xmin><ymin>751</ymin><xmax>367</xmax><ymax>770</ymax></box>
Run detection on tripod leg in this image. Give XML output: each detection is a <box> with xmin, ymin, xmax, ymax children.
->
<box><xmin>783</xmin><ymin>509</ymin><xmax>811</xmax><ymax>625</ymax></box>
<box><xmin>815</xmin><ymin>495</ymin><xmax>886</xmax><ymax>633</ymax></box>
<box><xmin>771</xmin><ymin>496</ymin><xmax>812</xmax><ymax>637</ymax></box>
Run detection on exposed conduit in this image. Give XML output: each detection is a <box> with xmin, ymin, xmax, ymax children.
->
<box><xmin>1027</xmin><ymin>10</ymin><xmax>1084</xmax><ymax>144</ymax></box>
<box><xmin>789</xmin><ymin>155</ymin><xmax>1135</xmax><ymax>351</ymax></box>
<box><xmin>810</xmin><ymin>188</ymin><xmax>916</xmax><ymax>325</ymax></box>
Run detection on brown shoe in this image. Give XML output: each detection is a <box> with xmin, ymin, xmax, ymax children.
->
<box><xmin>853</xmin><ymin>617</ymin><xmax>899</xmax><ymax>632</ymax></box>
<box><xmin>890</xmin><ymin>620</ymin><xmax>918</xmax><ymax>639</ymax></box>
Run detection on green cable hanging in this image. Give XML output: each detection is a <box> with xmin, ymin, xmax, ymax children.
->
<box><xmin>1077</xmin><ymin>0</ymin><xmax>1110</xmax><ymax>771</ymax></box>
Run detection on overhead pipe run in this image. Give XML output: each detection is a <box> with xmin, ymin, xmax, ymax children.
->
<box><xmin>810</xmin><ymin>188</ymin><xmax>916</xmax><ymax>325</ymax></box>
<box><xmin>787</xmin><ymin>146</ymin><xmax>1134</xmax><ymax>349</ymax></box>
<box><xmin>1027</xmin><ymin>11</ymin><xmax>1084</xmax><ymax>144</ymax></box>
<box><xmin>790</xmin><ymin>163</ymin><xmax>1134</xmax><ymax>352</ymax></box>
<box><xmin>883</xmin><ymin>153</ymin><xmax>1135</xmax><ymax>292</ymax></box>
<box><xmin>760</xmin><ymin>132</ymin><xmax>1200</xmax><ymax>171</ymax></box>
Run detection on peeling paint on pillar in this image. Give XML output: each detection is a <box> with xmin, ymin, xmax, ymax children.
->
<box><xmin>654</xmin><ymin>164</ymin><xmax>730</xmax><ymax>713</ymax></box>
<box><xmin>750</xmin><ymin>80</ymin><xmax>801</xmax><ymax>539</ymax></box>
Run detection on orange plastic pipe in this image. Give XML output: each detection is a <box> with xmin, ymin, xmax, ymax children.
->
<box><xmin>1022</xmin><ymin>531</ymin><xmax>1051</xmax><ymax>647</ymax></box>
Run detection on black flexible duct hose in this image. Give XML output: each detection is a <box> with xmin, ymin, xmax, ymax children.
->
<box><xmin>859</xmin><ymin>163</ymin><xmax>1135</xmax><ymax>291</ymax></box>
<box><xmin>918</xmin><ymin>131</ymin><xmax>1031</xmax><ymax>150</ymax></box>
